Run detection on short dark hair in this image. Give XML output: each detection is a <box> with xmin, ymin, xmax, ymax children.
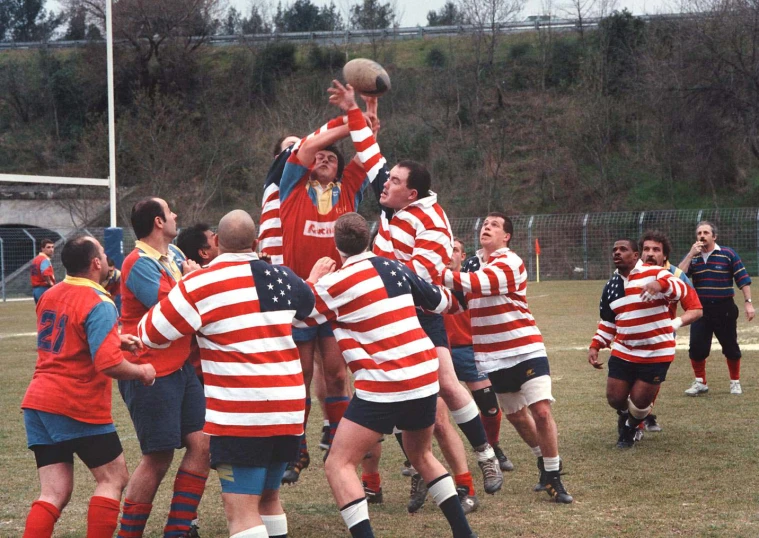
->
<box><xmin>273</xmin><ymin>134</ymin><xmax>298</xmax><ymax>157</ymax></box>
<box><xmin>323</xmin><ymin>145</ymin><xmax>345</xmax><ymax>180</ymax></box>
<box><xmin>397</xmin><ymin>160</ymin><xmax>431</xmax><ymax>199</ymax></box>
<box><xmin>335</xmin><ymin>213</ymin><xmax>370</xmax><ymax>256</ymax></box>
<box><xmin>177</xmin><ymin>223</ymin><xmax>213</xmax><ymax>264</ymax></box>
<box><xmin>106</xmin><ymin>257</ymin><xmax>115</xmax><ymax>267</ymax></box>
<box><xmin>40</xmin><ymin>238</ymin><xmax>54</xmax><ymax>250</ymax></box>
<box><xmin>640</xmin><ymin>230</ymin><xmax>671</xmax><ymax>260</ymax></box>
<box><xmin>618</xmin><ymin>238</ymin><xmax>640</xmax><ymax>254</ymax></box>
<box><xmin>131</xmin><ymin>198</ymin><xmax>166</xmax><ymax>239</ymax></box>
<box><xmin>486</xmin><ymin>212</ymin><xmax>513</xmax><ymax>236</ymax></box>
<box><xmin>61</xmin><ymin>235</ymin><xmax>99</xmax><ymax>275</ymax></box>
<box><xmin>452</xmin><ymin>236</ymin><xmax>465</xmax><ymax>252</ymax></box>
<box><xmin>697</xmin><ymin>220</ymin><xmax>718</xmax><ymax>236</ymax></box>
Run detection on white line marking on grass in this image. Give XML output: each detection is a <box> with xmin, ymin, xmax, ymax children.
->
<box><xmin>531</xmin><ymin>294</ymin><xmax>550</xmax><ymax>299</ymax></box>
<box><xmin>0</xmin><ymin>332</ymin><xmax>36</xmax><ymax>339</ymax></box>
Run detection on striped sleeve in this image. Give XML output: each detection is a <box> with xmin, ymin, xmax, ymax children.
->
<box><xmin>293</xmin><ymin>280</ymin><xmax>338</xmax><ymax>328</ymax></box>
<box><xmin>591</xmin><ymin>281</ymin><xmax>617</xmax><ymax>350</ymax></box>
<box><xmin>409</xmin><ymin>224</ymin><xmax>450</xmax><ymax>284</ymax></box>
<box><xmin>727</xmin><ymin>248</ymin><xmax>752</xmax><ymax>288</ymax></box>
<box><xmin>442</xmin><ymin>257</ymin><xmax>523</xmax><ymax>297</ymax></box>
<box><xmin>403</xmin><ymin>265</ymin><xmax>458</xmax><ymax>314</ymax></box>
<box><xmin>347</xmin><ymin>107</ymin><xmax>390</xmax><ymax>213</ymax></box>
<box><xmin>138</xmin><ymin>280</ymin><xmax>202</xmax><ymax>349</ymax></box>
<box><xmin>657</xmin><ymin>269</ymin><xmax>686</xmax><ymax>301</ymax></box>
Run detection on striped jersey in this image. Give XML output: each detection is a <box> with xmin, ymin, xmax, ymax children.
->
<box><xmin>685</xmin><ymin>244</ymin><xmax>751</xmax><ymax>305</ymax></box>
<box><xmin>346</xmin><ymin>108</ymin><xmax>453</xmax><ymax>285</ymax></box>
<box><xmin>442</xmin><ymin>248</ymin><xmax>546</xmax><ymax>373</ymax></box>
<box><xmin>258</xmin><ymin>116</ymin><xmax>346</xmax><ymax>265</ymax></box>
<box><xmin>295</xmin><ymin>252</ymin><xmax>456</xmax><ymax>402</ymax></box>
<box><xmin>590</xmin><ymin>260</ymin><xmax>689</xmax><ymax>363</ymax></box>
<box><xmin>138</xmin><ymin>252</ymin><xmax>315</xmax><ymax>438</ymax></box>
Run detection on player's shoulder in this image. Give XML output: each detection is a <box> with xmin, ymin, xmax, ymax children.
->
<box><xmin>719</xmin><ymin>246</ymin><xmax>740</xmax><ymax>259</ymax></box>
<box><xmin>462</xmin><ymin>255</ymin><xmax>481</xmax><ymax>272</ymax></box>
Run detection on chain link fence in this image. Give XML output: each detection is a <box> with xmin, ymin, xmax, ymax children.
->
<box><xmin>3</xmin><ymin>208</ymin><xmax>758</xmax><ymax>301</ymax></box>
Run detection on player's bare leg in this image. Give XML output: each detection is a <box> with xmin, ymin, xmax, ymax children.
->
<box><xmin>433</xmin><ymin>400</ymin><xmax>479</xmax><ymax>514</ymax></box>
<box><xmin>319</xmin><ymin>335</ymin><xmax>350</xmax><ymax>452</ymax></box>
<box><xmin>282</xmin><ymin>340</ymin><xmax>317</xmax><ymax>485</ymax></box>
<box><xmin>312</xmin><ymin>352</ymin><xmax>331</xmax><ymax>450</ymax></box>
<box><xmin>361</xmin><ymin>439</ymin><xmax>383</xmax><ymax>504</ymax></box>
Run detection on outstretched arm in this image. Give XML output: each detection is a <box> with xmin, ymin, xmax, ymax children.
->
<box><xmin>138</xmin><ymin>281</ymin><xmax>202</xmax><ymax>349</ymax></box>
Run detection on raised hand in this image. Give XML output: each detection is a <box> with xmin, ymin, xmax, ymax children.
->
<box><xmin>328</xmin><ymin>79</ymin><xmax>358</xmax><ymax>112</ymax></box>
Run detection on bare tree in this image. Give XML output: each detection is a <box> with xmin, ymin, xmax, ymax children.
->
<box><xmin>457</xmin><ymin>0</ymin><xmax>525</xmax><ymax>67</ymax></box>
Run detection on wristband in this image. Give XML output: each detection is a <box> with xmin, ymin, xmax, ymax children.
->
<box><xmin>672</xmin><ymin>317</ymin><xmax>683</xmax><ymax>330</ymax></box>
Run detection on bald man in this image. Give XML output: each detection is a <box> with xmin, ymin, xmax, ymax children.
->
<box><xmin>139</xmin><ymin>210</ymin><xmax>316</xmax><ymax>538</ymax></box>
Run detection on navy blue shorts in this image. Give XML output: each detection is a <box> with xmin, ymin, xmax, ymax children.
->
<box><xmin>417</xmin><ymin>311</ymin><xmax>449</xmax><ymax>349</ymax></box>
<box><xmin>210</xmin><ymin>435</ymin><xmax>300</xmax><ymax>469</ymax></box>
<box><xmin>451</xmin><ymin>345</ymin><xmax>488</xmax><ymax>382</ymax></box>
<box><xmin>343</xmin><ymin>393</ymin><xmax>437</xmax><ymax>435</ymax></box>
<box><xmin>488</xmin><ymin>357</ymin><xmax>551</xmax><ymax>393</ymax></box>
<box><xmin>292</xmin><ymin>321</ymin><xmax>334</xmax><ymax>343</ymax></box>
<box><xmin>33</xmin><ymin>287</ymin><xmax>49</xmax><ymax>304</ymax></box>
<box><xmin>689</xmin><ymin>300</ymin><xmax>741</xmax><ymax>361</ymax></box>
<box><xmin>607</xmin><ymin>356</ymin><xmax>671</xmax><ymax>385</ymax></box>
<box><xmin>118</xmin><ymin>361</ymin><xmax>205</xmax><ymax>454</ymax></box>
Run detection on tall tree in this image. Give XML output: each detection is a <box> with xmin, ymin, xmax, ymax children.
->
<box><xmin>6</xmin><ymin>0</ymin><xmax>63</xmax><ymax>42</ymax></box>
<box><xmin>427</xmin><ymin>2</ymin><xmax>465</xmax><ymax>26</ymax></box>
<box><xmin>274</xmin><ymin>0</ymin><xmax>343</xmax><ymax>32</ymax></box>
<box><xmin>221</xmin><ymin>6</ymin><xmax>242</xmax><ymax>35</ymax></box>
<box><xmin>241</xmin><ymin>3</ymin><xmax>269</xmax><ymax>34</ymax></box>
<box><xmin>349</xmin><ymin>0</ymin><xmax>394</xmax><ymax>30</ymax></box>
<box><xmin>63</xmin><ymin>4</ymin><xmax>87</xmax><ymax>40</ymax></box>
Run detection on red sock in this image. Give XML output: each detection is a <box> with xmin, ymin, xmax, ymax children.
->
<box><xmin>87</xmin><ymin>496</ymin><xmax>120</xmax><ymax>538</ymax></box>
<box><xmin>117</xmin><ymin>499</ymin><xmax>152</xmax><ymax>538</ymax></box>
<box><xmin>325</xmin><ymin>396</ymin><xmax>350</xmax><ymax>445</ymax></box>
<box><xmin>163</xmin><ymin>468</ymin><xmax>208</xmax><ymax>537</ymax></box>
<box><xmin>454</xmin><ymin>472</ymin><xmax>475</xmax><ymax>496</ymax></box>
<box><xmin>691</xmin><ymin>359</ymin><xmax>707</xmax><ymax>384</ymax></box>
<box><xmin>726</xmin><ymin>358</ymin><xmax>740</xmax><ymax>380</ymax></box>
<box><xmin>23</xmin><ymin>500</ymin><xmax>60</xmax><ymax>538</ymax></box>
<box><xmin>481</xmin><ymin>408</ymin><xmax>502</xmax><ymax>447</ymax></box>
<box><xmin>361</xmin><ymin>472</ymin><xmax>381</xmax><ymax>491</ymax></box>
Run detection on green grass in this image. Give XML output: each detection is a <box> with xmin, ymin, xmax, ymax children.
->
<box><xmin>1</xmin><ymin>282</ymin><xmax>758</xmax><ymax>536</ymax></box>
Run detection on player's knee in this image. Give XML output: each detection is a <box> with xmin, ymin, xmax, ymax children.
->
<box><xmin>472</xmin><ymin>387</ymin><xmax>500</xmax><ymax>417</ymax></box>
<box><xmin>628</xmin><ymin>398</ymin><xmax>652</xmax><ymax>420</ymax></box>
<box><xmin>529</xmin><ymin>401</ymin><xmax>553</xmax><ymax>424</ymax></box>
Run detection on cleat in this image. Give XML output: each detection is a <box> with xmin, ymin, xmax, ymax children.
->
<box><xmin>477</xmin><ymin>455</ymin><xmax>503</xmax><ymax>494</ymax></box>
<box><xmin>685</xmin><ymin>378</ymin><xmax>709</xmax><ymax>396</ymax></box>
<box><xmin>363</xmin><ymin>482</ymin><xmax>384</xmax><ymax>504</ymax></box>
<box><xmin>633</xmin><ymin>426</ymin><xmax>645</xmax><ymax>442</ymax></box>
<box><xmin>319</xmin><ymin>425</ymin><xmax>330</xmax><ymax>450</ymax></box>
<box><xmin>616</xmin><ymin>424</ymin><xmax>637</xmax><ymax>449</ymax></box>
<box><xmin>181</xmin><ymin>521</ymin><xmax>201</xmax><ymax>538</ymax></box>
<box><xmin>401</xmin><ymin>459</ymin><xmax>414</xmax><ymax>477</ymax></box>
<box><xmin>617</xmin><ymin>409</ymin><xmax>629</xmax><ymax>437</ymax></box>
<box><xmin>456</xmin><ymin>485</ymin><xmax>480</xmax><ymax>515</ymax></box>
<box><xmin>730</xmin><ymin>380</ymin><xmax>742</xmax><ymax>395</ymax></box>
<box><xmin>493</xmin><ymin>444</ymin><xmax>514</xmax><ymax>472</ymax></box>
<box><xmin>544</xmin><ymin>471</ymin><xmax>573</xmax><ymax>504</ymax></box>
<box><xmin>644</xmin><ymin>414</ymin><xmax>662</xmax><ymax>432</ymax></box>
<box><xmin>534</xmin><ymin>457</ymin><xmax>547</xmax><ymax>492</ymax></box>
<box><xmin>407</xmin><ymin>473</ymin><xmax>428</xmax><ymax>513</ymax></box>
<box><xmin>281</xmin><ymin>450</ymin><xmax>310</xmax><ymax>485</ymax></box>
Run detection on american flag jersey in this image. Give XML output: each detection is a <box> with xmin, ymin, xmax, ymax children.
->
<box><xmin>443</xmin><ymin>248</ymin><xmax>547</xmax><ymax>373</ymax></box>
<box><xmin>590</xmin><ymin>260</ymin><xmax>689</xmax><ymax>363</ymax></box>
<box><xmin>296</xmin><ymin>252</ymin><xmax>457</xmax><ymax>402</ymax></box>
<box><xmin>258</xmin><ymin>116</ymin><xmax>346</xmax><ymax>265</ymax></box>
<box><xmin>138</xmin><ymin>252</ymin><xmax>315</xmax><ymax>437</ymax></box>
<box><xmin>347</xmin><ymin>108</ymin><xmax>453</xmax><ymax>285</ymax></box>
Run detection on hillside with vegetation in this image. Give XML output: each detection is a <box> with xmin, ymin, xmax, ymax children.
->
<box><xmin>2</xmin><ymin>0</ymin><xmax>759</xmax><ymax>224</ymax></box>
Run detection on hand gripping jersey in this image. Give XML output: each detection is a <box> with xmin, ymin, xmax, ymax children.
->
<box><xmin>22</xmin><ymin>277</ymin><xmax>123</xmax><ymax>424</ymax></box>
<box><xmin>103</xmin><ymin>268</ymin><xmax>121</xmax><ymax>298</ymax></box>
<box><xmin>258</xmin><ymin>116</ymin><xmax>347</xmax><ymax>266</ymax></box>
<box><xmin>590</xmin><ymin>260</ymin><xmax>689</xmax><ymax>363</ymax></box>
<box><xmin>30</xmin><ymin>253</ymin><xmax>54</xmax><ymax>288</ymax></box>
<box><xmin>442</xmin><ymin>248</ymin><xmax>546</xmax><ymax>373</ymax></box>
<box><xmin>138</xmin><ymin>252</ymin><xmax>315</xmax><ymax>438</ymax></box>
<box><xmin>296</xmin><ymin>252</ymin><xmax>457</xmax><ymax>402</ymax></box>
<box><xmin>346</xmin><ymin>107</ymin><xmax>453</xmax><ymax>285</ymax></box>
<box><xmin>121</xmin><ymin>241</ymin><xmax>190</xmax><ymax>376</ymax></box>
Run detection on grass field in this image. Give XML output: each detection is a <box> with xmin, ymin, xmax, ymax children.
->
<box><xmin>1</xmin><ymin>281</ymin><xmax>758</xmax><ymax>537</ymax></box>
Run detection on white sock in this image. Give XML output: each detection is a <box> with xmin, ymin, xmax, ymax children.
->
<box><xmin>323</xmin><ymin>419</ymin><xmax>330</xmax><ymax>427</ymax></box>
<box><xmin>428</xmin><ymin>475</ymin><xmax>458</xmax><ymax>505</ymax></box>
<box><xmin>450</xmin><ymin>400</ymin><xmax>479</xmax><ymax>424</ymax></box>
<box><xmin>531</xmin><ymin>446</ymin><xmax>543</xmax><ymax>458</ymax></box>
<box><xmin>340</xmin><ymin>498</ymin><xmax>369</xmax><ymax>529</ymax></box>
<box><xmin>543</xmin><ymin>455</ymin><xmax>561</xmax><ymax>472</ymax></box>
<box><xmin>230</xmin><ymin>525</ymin><xmax>268</xmax><ymax>538</ymax></box>
<box><xmin>262</xmin><ymin>514</ymin><xmax>287</xmax><ymax>536</ymax></box>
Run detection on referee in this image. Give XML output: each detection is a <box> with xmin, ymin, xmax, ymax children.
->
<box><xmin>678</xmin><ymin>220</ymin><xmax>754</xmax><ymax>396</ymax></box>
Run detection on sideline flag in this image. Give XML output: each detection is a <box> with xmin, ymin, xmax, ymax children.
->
<box><xmin>535</xmin><ymin>238</ymin><xmax>541</xmax><ymax>282</ymax></box>
<box><xmin>535</xmin><ymin>238</ymin><xmax>541</xmax><ymax>256</ymax></box>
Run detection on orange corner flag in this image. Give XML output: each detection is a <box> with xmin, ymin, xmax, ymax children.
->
<box><xmin>535</xmin><ymin>238</ymin><xmax>541</xmax><ymax>256</ymax></box>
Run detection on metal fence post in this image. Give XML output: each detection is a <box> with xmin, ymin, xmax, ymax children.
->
<box><xmin>0</xmin><ymin>237</ymin><xmax>5</xmax><ymax>302</ymax></box>
<box><xmin>696</xmin><ymin>210</ymin><xmax>703</xmax><ymax>224</ymax></box>
<box><xmin>23</xmin><ymin>228</ymin><xmax>36</xmax><ymax>260</ymax></box>
<box><xmin>638</xmin><ymin>212</ymin><xmax>645</xmax><ymax>237</ymax></box>
<box><xmin>473</xmin><ymin>218</ymin><xmax>481</xmax><ymax>254</ymax></box>
<box><xmin>527</xmin><ymin>215</ymin><xmax>534</xmax><ymax>280</ymax></box>
<box><xmin>583</xmin><ymin>213</ymin><xmax>589</xmax><ymax>280</ymax></box>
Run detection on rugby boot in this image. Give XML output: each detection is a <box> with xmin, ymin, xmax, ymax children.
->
<box><xmin>617</xmin><ymin>409</ymin><xmax>629</xmax><ymax>437</ymax></box>
<box><xmin>456</xmin><ymin>485</ymin><xmax>480</xmax><ymax>515</ymax></box>
<box><xmin>401</xmin><ymin>459</ymin><xmax>414</xmax><ymax>477</ymax></box>
<box><xmin>730</xmin><ymin>380</ymin><xmax>742</xmax><ymax>395</ymax></box>
<box><xmin>534</xmin><ymin>457</ymin><xmax>563</xmax><ymax>492</ymax></box>
<box><xmin>616</xmin><ymin>423</ymin><xmax>637</xmax><ymax>449</ymax></box>
<box><xmin>684</xmin><ymin>377</ymin><xmax>708</xmax><ymax>396</ymax></box>
<box><xmin>407</xmin><ymin>473</ymin><xmax>428</xmax><ymax>513</ymax></box>
<box><xmin>319</xmin><ymin>425</ymin><xmax>331</xmax><ymax>450</ymax></box>
<box><xmin>545</xmin><ymin>471</ymin><xmax>573</xmax><ymax>504</ymax></box>
<box><xmin>476</xmin><ymin>445</ymin><xmax>503</xmax><ymax>494</ymax></box>
<box><xmin>281</xmin><ymin>450</ymin><xmax>310</xmax><ymax>485</ymax></box>
<box><xmin>363</xmin><ymin>482</ymin><xmax>384</xmax><ymax>505</ymax></box>
<box><xmin>493</xmin><ymin>444</ymin><xmax>514</xmax><ymax>472</ymax></box>
<box><xmin>180</xmin><ymin>521</ymin><xmax>201</xmax><ymax>538</ymax></box>
<box><xmin>634</xmin><ymin>423</ymin><xmax>645</xmax><ymax>442</ymax></box>
<box><xmin>644</xmin><ymin>414</ymin><xmax>662</xmax><ymax>432</ymax></box>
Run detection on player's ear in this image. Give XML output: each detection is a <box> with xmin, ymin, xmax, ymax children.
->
<box><xmin>213</xmin><ymin>234</ymin><xmax>220</xmax><ymax>248</ymax></box>
<box><xmin>251</xmin><ymin>239</ymin><xmax>259</xmax><ymax>252</ymax></box>
<box><xmin>408</xmin><ymin>188</ymin><xmax>418</xmax><ymax>202</ymax></box>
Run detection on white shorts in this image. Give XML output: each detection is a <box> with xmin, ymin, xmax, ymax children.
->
<box><xmin>495</xmin><ymin>376</ymin><xmax>554</xmax><ymax>415</ymax></box>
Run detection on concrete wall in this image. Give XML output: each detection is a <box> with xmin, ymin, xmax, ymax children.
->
<box><xmin>0</xmin><ymin>199</ymin><xmax>109</xmax><ymax>236</ymax></box>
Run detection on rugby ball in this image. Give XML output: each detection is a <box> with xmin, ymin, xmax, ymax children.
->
<box><xmin>343</xmin><ymin>58</ymin><xmax>391</xmax><ymax>96</ymax></box>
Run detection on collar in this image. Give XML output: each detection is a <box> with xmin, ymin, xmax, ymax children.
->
<box><xmin>342</xmin><ymin>251</ymin><xmax>375</xmax><ymax>268</ymax></box>
<box><xmin>308</xmin><ymin>179</ymin><xmax>338</xmax><ymax>190</ymax></box>
<box><xmin>135</xmin><ymin>240</ymin><xmax>170</xmax><ymax>260</ymax></box>
<box><xmin>617</xmin><ymin>259</ymin><xmax>645</xmax><ymax>278</ymax></box>
<box><xmin>208</xmin><ymin>252</ymin><xmax>259</xmax><ymax>266</ymax></box>
<box><xmin>64</xmin><ymin>275</ymin><xmax>109</xmax><ymax>294</ymax></box>
<box><xmin>38</xmin><ymin>252</ymin><xmax>50</xmax><ymax>260</ymax></box>
<box><xmin>477</xmin><ymin>247</ymin><xmax>510</xmax><ymax>263</ymax></box>
<box><xmin>399</xmin><ymin>191</ymin><xmax>439</xmax><ymax>212</ymax></box>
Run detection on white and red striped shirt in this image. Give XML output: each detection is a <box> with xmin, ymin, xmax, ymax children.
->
<box><xmin>296</xmin><ymin>252</ymin><xmax>456</xmax><ymax>402</ymax></box>
<box><xmin>347</xmin><ymin>108</ymin><xmax>453</xmax><ymax>285</ymax></box>
<box><xmin>590</xmin><ymin>260</ymin><xmax>688</xmax><ymax>363</ymax></box>
<box><xmin>442</xmin><ymin>248</ymin><xmax>546</xmax><ymax>373</ymax></box>
<box><xmin>258</xmin><ymin>116</ymin><xmax>346</xmax><ymax>265</ymax></box>
<box><xmin>138</xmin><ymin>252</ymin><xmax>315</xmax><ymax>437</ymax></box>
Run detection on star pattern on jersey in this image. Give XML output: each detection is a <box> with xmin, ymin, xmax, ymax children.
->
<box><xmin>605</xmin><ymin>274</ymin><xmax>625</xmax><ymax>303</ymax></box>
<box><xmin>253</xmin><ymin>261</ymin><xmax>296</xmax><ymax>311</ymax></box>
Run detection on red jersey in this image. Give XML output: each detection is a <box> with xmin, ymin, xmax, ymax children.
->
<box><xmin>279</xmin><ymin>143</ymin><xmax>369</xmax><ymax>279</ymax></box>
<box><xmin>30</xmin><ymin>253</ymin><xmax>54</xmax><ymax>288</ymax></box>
<box><xmin>444</xmin><ymin>310</ymin><xmax>473</xmax><ymax>348</ymax></box>
<box><xmin>22</xmin><ymin>277</ymin><xmax>123</xmax><ymax>424</ymax></box>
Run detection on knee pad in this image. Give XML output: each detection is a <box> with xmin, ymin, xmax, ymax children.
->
<box><xmin>472</xmin><ymin>387</ymin><xmax>500</xmax><ymax>417</ymax></box>
<box><xmin>628</xmin><ymin>398</ymin><xmax>652</xmax><ymax>420</ymax></box>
